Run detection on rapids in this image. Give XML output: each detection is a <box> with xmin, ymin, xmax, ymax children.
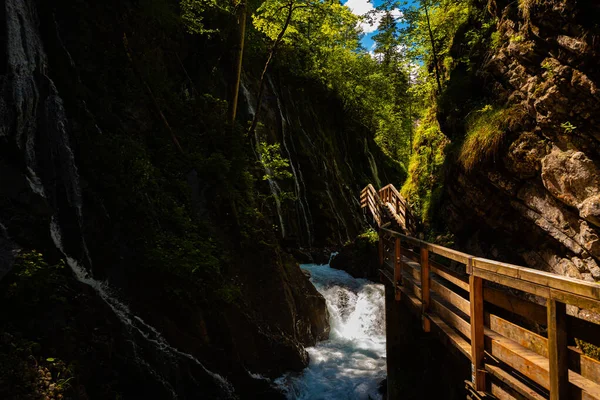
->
<box><xmin>277</xmin><ymin>257</ymin><xmax>386</xmax><ymax>400</ymax></box>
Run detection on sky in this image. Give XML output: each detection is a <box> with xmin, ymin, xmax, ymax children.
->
<box><xmin>341</xmin><ymin>0</ymin><xmax>417</xmax><ymax>51</ymax></box>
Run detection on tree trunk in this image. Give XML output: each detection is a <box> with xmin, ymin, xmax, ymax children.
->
<box><xmin>229</xmin><ymin>1</ymin><xmax>247</xmax><ymax>126</ymax></box>
<box><xmin>248</xmin><ymin>0</ymin><xmax>296</xmax><ymax>137</ymax></box>
<box><xmin>423</xmin><ymin>2</ymin><xmax>442</xmax><ymax>93</ymax></box>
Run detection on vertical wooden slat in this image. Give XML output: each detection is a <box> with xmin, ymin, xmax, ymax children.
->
<box><xmin>394</xmin><ymin>237</ymin><xmax>402</xmax><ymax>301</ymax></box>
<box><xmin>420</xmin><ymin>243</ymin><xmax>431</xmax><ymax>332</ymax></box>
<box><xmin>470</xmin><ymin>274</ymin><xmax>486</xmax><ymax>391</ymax></box>
<box><xmin>547</xmin><ymin>299</ymin><xmax>568</xmax><ymax>400</ymax></box>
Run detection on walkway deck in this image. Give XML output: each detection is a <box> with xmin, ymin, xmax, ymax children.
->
<box><xmin>361</xmin><ymin>183</ymin><xmax>600</xmax><ymax>400</ymax></box>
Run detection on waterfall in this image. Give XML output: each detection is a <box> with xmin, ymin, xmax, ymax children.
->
<box><xmin>364</xmin><ymin>139</ymin><xmax>382</xmax><ymax>189</ymax></box>
<box><xmin>242</xmin><ymin>80</ymin><xmax>286</xmax><ymax>238</ymax></box>
<box><xmin>276</xmin><ymin>258</ymin><xmax>386</xmax><ymax>399</ymax></box>
<box><xmin>240</xmin><ymin>82</ymin><xmax>256</xmax><ymax>117</ymax></box>
<box><xmin>268</xmin><ymin>77</ymin><xmax>313</xmax><ymax>246</ymax></box>
<box><xmin>5</xmin><ymin>1</ymin><xmax>234</xmax><ymax>397</ymax></box>
<box><xmin>322</xmin><ymin>162</ymin><xmax>351</xmax><ymax>243</ymax></box>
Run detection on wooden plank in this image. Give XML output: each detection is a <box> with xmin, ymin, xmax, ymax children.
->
<box><xmin>474</xmin><ymin>258</ymin><xmax>600</xmax><ymax>302</ymax></box>
<box><xmin>394</xmin><ymin>237</ymin><xmax>401</xmax><ymax>301</ymax></box>
<box><xmin>431</xmin><ymin>297</ymin><xmax>471</xmax><ymax>339</ymax></box>
<box><xmin>547</xmin><ymin>299</ymin><xmax>569</xmax><ymax>400</ymax></box>
<box><xmin>488</xmin><ymin>313</ymin><xmax>600</xmax><ymax>388</ymax></box>
<box><xmin>402</xmin><ymin>247</ymin><xmax>421</xmax><ymax>263</ymax></box>
<box><xmin>484</xmin><ymin>287</ymin><xmax>547</xmax><ymax>326</ymax></box>
<box><xmin>486</xmin><ymin>328</ymin><xmax>600</xmax><ymax>398</ymax></box>
<box><xmin>380</xmin><ymin>269</ymin><xmax>393</xmax><ymax>286</ymax></box>
<box><xmin>487</xmin><ymin>313</ymin><xmax>548</xmax><ymax>358</ymax></box>
<box><xmin>568</xmin><ymin>370</ymin><xmax>600</xmax><ymax>399</ymax></box>
<box><xmin>427</xmin><ymin>242</ymin><xmax>472</xmax><ymax>265</ymax></box>
<box><xmin>421</xmin><ymin>244</ymin><xmax>431</xmax><ymax>332</ymax></box>
<box><xmin>401</xmin><ymin>259</ymin><xmax>421</xmax><ymax>283</ymax></box>
<box><xmin>471</xmin><ymin>275</ymin><xmax>487</xmax><ymax>391</ymax></box>
<box><xmin>427</xmin><ymin>313</ymin><xmax>472</xmax><ymax>358</ymax></box>
<box><xmin>550</xmin><ymin>289</ymin><xmax>600</xmax><ymax>315</ymax></box>
<box><xmin>473</xmin><ymin>267</ymin><xmax>551</xmax><ymax>298</ymax></box>
<box><xmin>402</xmin><ymin>272</ymin><xmax>422</xmax><ymax>301</ymax></box>
<box><xmin>399</xmin><ymin>285</ymin><xmax>422</xmax><ymax>315</ymax></box>
<box><xmin>485</xmin><ymin>329</ymin><xmax>551</xmax><ymax>389</ymax></box>
<box><xmin>486</xmin><ymin>364</ymin><xmax>546</xmax><ymax>400</ymax></box>
<box><xmin>569</xmin><ymin>346</ymin><xmax>600</xmax><ymax>388</ymax></box>
<box><xmin>431</xmin><ymin>278</ymin><xmax>471</xmax><ymax>315</ymax></box>
<box><xmin>431</xmin><ymin>260</ymin><xmax>470</xmax><ymax>292</ymax></box>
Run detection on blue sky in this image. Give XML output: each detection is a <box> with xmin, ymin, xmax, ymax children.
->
<box><xmin>341</xmin><ymin>0</ymin><xmax>417</xmax><ymax>51</ymax></box>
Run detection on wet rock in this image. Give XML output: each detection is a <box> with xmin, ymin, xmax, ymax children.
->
<box><xmin>330</xmin><ymin>234</ymin><xmax>379</xmax><ymax>281</ymax></box>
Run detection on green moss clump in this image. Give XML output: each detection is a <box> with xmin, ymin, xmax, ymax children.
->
<box><xmin>575</xmin><ymin>338</ymin><xmax>600</xmax><ymax>361</ymax></box>
<box><xmin>458</xmin><ymin>105</ymin><xmax>523</xmax><ymax>172</ymax></box>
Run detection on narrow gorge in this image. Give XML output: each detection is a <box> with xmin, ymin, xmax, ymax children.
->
<box><xmin>1</xmin><ymin>0</ymin><xmax>599</xmax><ymax>399</ymax></box>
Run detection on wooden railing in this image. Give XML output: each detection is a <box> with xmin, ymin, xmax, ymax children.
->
<box><xmin>360</xmin><ymin>183</ymin><xmax>416</xmax><ymax>234</ymax></box>
<box><xmin>361</xmin><ymin>184</ymin><xmax>600</xmax><ymax>400</ymax></box>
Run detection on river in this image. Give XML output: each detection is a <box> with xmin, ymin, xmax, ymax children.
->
<box><xmin>276</xmin><ymin>258</ymin><xmax>386</xmax><ymax>399</ymax></box>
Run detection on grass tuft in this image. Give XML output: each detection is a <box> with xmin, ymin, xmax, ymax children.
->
<box><xmin>459</xmin><ymin>105</ymin><xmax>522</xmax><ymax>172</ymax></box>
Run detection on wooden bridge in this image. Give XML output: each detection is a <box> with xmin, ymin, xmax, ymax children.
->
<box><xmin>360</xmin><ymin>184</ymin><xmax>600</xmax><ymax>400</ymax></box>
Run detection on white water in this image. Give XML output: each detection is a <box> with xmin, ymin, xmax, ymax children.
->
<box><xmin>277</xmin><ymin>258</ymin><xmax>386</xmax><ymax>400</ymax></box>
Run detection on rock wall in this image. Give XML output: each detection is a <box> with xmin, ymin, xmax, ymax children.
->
<box><xmin>0</xmin><ymin>0</ymin><xmax>400</xmax><ymax>397</ymax></box>
<box><xmin>440</xmin><ymin>0</ymin><xmax>600</xmax><ymax>304</ymax></box>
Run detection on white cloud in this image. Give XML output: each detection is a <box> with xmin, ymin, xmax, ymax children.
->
<box><xmin>344</xmin><ymin>0</ymin><xmax>404</xmax><ymax>34</ymax></box>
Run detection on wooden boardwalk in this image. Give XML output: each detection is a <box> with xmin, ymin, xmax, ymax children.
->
<box><xmin>360</xmin><ymin>184</ymin><xmax>600</xmax><ymax>400</ymax></box>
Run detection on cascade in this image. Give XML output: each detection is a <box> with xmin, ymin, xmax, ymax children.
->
<box><xmin>364</xmin><ymin>139</ymin><xmax>381</xmax><ymax>189</ymax></box>
<box><xmin>240</xmin><ymin>81</ymin><xmax>256</xmax><ymax>116</ymax></box>
<box><xmin>277</xmin><ymin>257</ymin><xmax>386</xmax><ymax>399</ymax></box>
<box><xmin>242</xmin><ymin>79</ymin><xmax>286</xmax><ymax>237</ymax></box>
<box><xmin>5</xmin><ymin>1</ymin><xmax>234</xmax><ymax>397</ymax></box>
<box><xmin>269</xmin><ymin>77</ymin><xmax>313</xmax><ymax>246</ymax></box>
<box><xmin>322</xmin><ymin>162</ymin><xmax>351</xmax><ymax>243</ymax></box>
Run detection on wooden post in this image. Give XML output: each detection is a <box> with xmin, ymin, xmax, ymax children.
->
<box><xmin>394</xmin><ymin>237</ymin><xmax>402</xmax><ymax>301</ymax></box>
<box><xmin>547</xmin><ymin>298</ymin><xmax>568</xmax><ymax>400</ymax></box>
<box><xmin>378</xmin><ymin>230</ymin><xmax>384</xmax><ymax>267</ymax></box>
<box><xmin>469</xmin><ymin>273</ymin><xmax>486</xmax><ymax>392</ymax></box>
<box><xmin>420</xmin><ymin>243</ymin><xmax>431</xmax><ymax>332</ymax></box>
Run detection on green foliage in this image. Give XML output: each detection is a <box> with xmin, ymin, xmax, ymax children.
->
<box><xmin>459</xmin><ymin>105</ymin><xmax>519</xmax><ymax>171</ymax></box>
<box><xmin>541</xmin><ymin>59</ymin><xmax>555</xmax><ymax>78</ymax></box>
<box><xmin>251</xmin><ymin>0</ymin><xmax>414</xmax><ymax>166</ymax></box>
<box><xmin>6</xmin><ymin>251</ymin><xmax>67</xmax><ymax>305</ymax></box>
<box><xmin>509</xmin><ymin>34</ymin><xmax>525</xmax><ymax>43</ymax></box>
<box><xmin>401</xmin><ymin>108</ymin><xmax>449</xmax><ymax>225</ymax></box>
<box><xmin>258</xmin><ymin>142</ymin><xmax>293</xmax><ymax>181</ymax></box>
<box><xmin>357</xmin><ymin>229</ymin><xmax>379</xmax><ymax>245</ymax></box>
<box><xmin>180</xmin><ymin>0</ymin><xmax>225</xmax><ymax>34</ymax></box>
<box><xmin>490</xmin><ymin>31</ymin><xmax>502</xmax><ymax>49</ymax></box>
<box><xmin>561</xmin><ymin>121</ymin><xmax>577</xmax><ymax>134</ymax></box>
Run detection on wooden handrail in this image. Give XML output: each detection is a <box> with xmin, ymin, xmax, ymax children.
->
<box><xmin>361</xmin><ymin>183</ymin><xmax>416</xmax><ymax>234</ymax></box>
<box><xmin>363</xmin><ymin>183</ymin><xmax>600</xmax><ymax>400</ymax></box>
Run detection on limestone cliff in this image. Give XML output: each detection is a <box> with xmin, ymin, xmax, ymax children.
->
<box><xmin>438</xmin><ymin>0</ymin><xmax>600</xmax><ymax>316</ymax></box>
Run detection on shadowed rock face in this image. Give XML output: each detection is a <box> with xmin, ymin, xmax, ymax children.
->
<box><xmin>0</xmin><ymin>0</ymin><xmax>335</xmax><ymax>397</ymax></box>
<box><xmin>440</xmin><ymin>0</ymin><xmax>600</xmax><ymax>302</ymax></box>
